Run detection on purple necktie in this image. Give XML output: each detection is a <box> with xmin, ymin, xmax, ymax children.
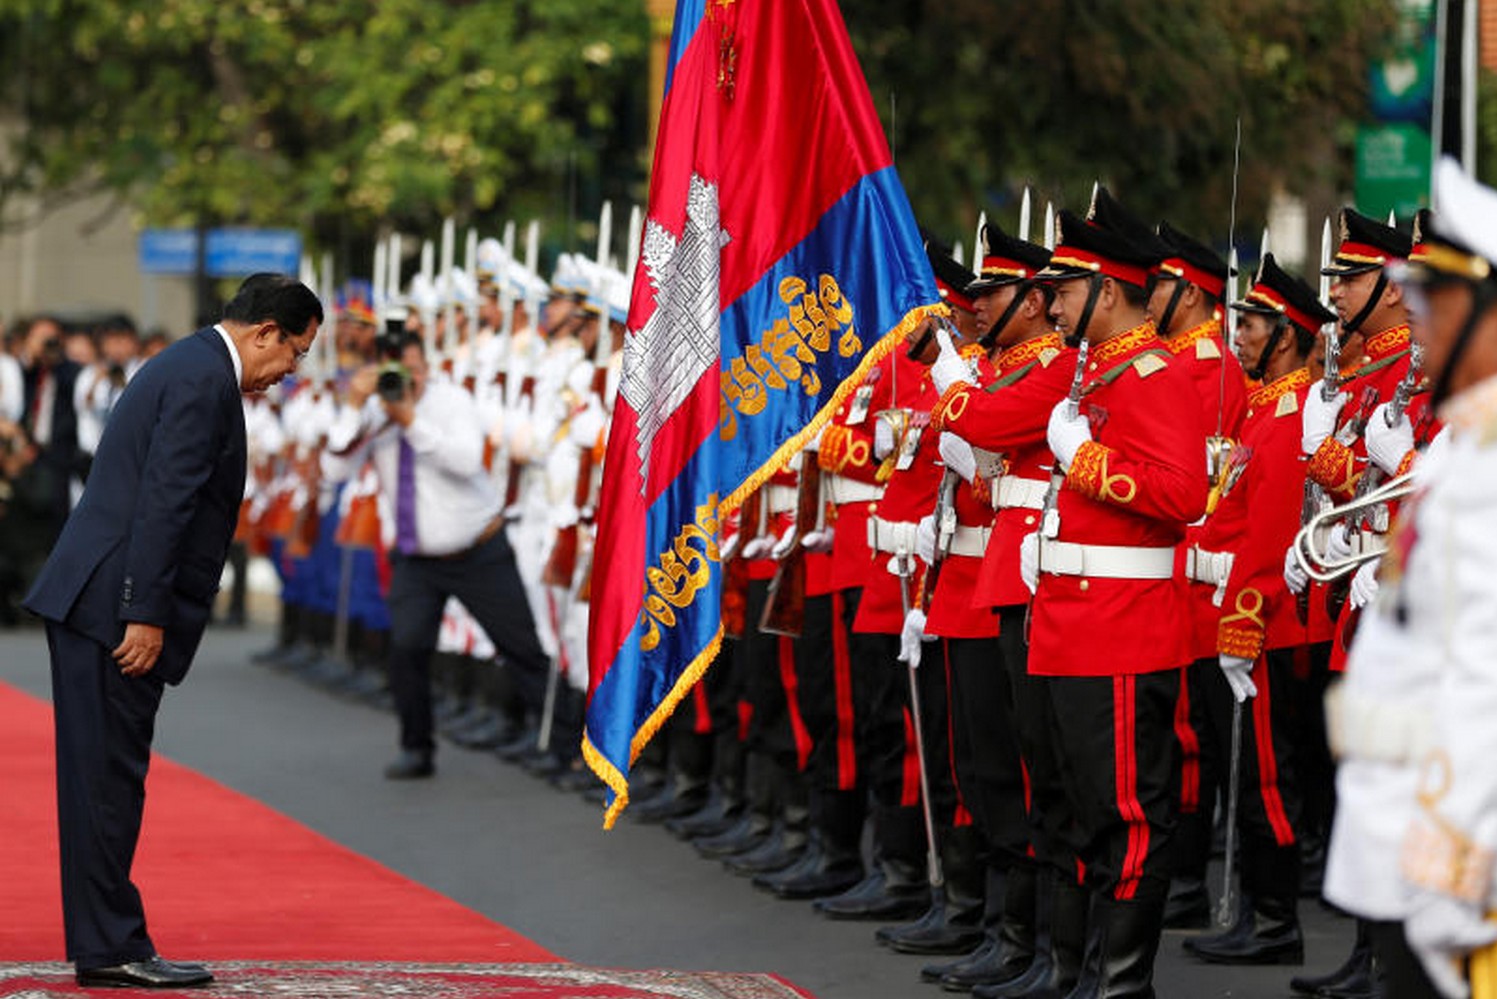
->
<box><xmin>396</xmin><ymin>436</ymin><xmax>419</xmax><ymax>555</ymax></box>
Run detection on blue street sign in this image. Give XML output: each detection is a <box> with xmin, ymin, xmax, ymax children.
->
<box><xmin>138</xmin><ymin>229</ymin><xmax>199</xmax><ymax>275</ymax></box>
<box><xmin>205</xmin><ymin>228</ymin><xmax>302</xmax><ymax>277</ymax></box>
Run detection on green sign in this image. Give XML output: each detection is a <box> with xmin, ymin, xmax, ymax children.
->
<box><xmin>1355</xmin><ymin>123</ymin><xmax>1431</xmax><ymax>220</ymax></box>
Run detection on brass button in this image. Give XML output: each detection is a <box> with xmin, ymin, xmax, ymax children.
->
<box><xmin>1079</xmin><ymin>579</ymin><xmax>1090</xmax><ymax>592</ymax></box>
<box><xmin>1024</xmin><ymin>515</ymin><xmax>1035</xmax><ymax>526</ymax></box>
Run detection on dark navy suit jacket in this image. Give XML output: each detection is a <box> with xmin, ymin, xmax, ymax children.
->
<box><xmin>24</xmin><ymin>328</ymin><xmax>246</xmax><ymax>685</ymax></box>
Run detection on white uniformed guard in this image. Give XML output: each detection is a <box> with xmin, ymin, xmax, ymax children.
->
<box><xmin>1325</xmin><ymin>159</ymin><xmax>1497</xmax><ymax>998</ymax></box>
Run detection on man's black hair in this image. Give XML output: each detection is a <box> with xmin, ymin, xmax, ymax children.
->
<box><xmin>222</xmin><ymin>273</ymin><xmax>324</xmax><ymax>335</ymax></box>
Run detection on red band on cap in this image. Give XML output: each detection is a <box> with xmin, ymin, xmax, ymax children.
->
<box><xmin>1050</xmin><ymin>246</ymin><xmax>1149</xmax><ymax>288</ymax></box>
<box><xmin>938</xmin><ymin>279</ymin><xmax>976</xmax><ymax>313</ymax></box>
<box><xmin>1246</xmin><ymin>285</ymin><xmax>1321</xmax><ymax>334</ymax></box>
<box><xmin>979</xmin><ymin>255</ymin><xmax>1031</xmax><ymax>280</ymax></box>
<box><xmin>1157</xmin><ymin>257</ymin><xmax>1226</xmax><ymax>298</ymax></box>
<box><xmin>1335</xmin><ymin>241</ymin><xmax>1402</xmax><ymax>268</ymax></box>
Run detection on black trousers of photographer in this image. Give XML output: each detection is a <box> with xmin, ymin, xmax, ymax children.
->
<box><xmin>386</xmin><ymin>527</ymin><xmax>552</xmax><ymax>754</ymax></box>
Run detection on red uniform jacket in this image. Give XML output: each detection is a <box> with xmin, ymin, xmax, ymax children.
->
<box><xmin>1306</xmin><ymin>323</ymin><xmax>1412</xmax><ymax>501</ymax></box>
<box><xmin>1028</xmin><ymin>322</ymin><xmax>1209</xmax><ymax>677</ymax></box>
<box><xmin>931</xmin><ymin>332</ymin><xmax>1073</xmax><ymax>613</ymax></box>
<box><xmin>853</xmin><ymin>364</ymin><xmax>943</xmax><ymax>635</ymax></box>
<box><xmin>818</xmin><ymin>355</ymin><xmax>895</xmax><ymax>593</ymax></box>
<box><xmin>1216</xmin><ymin>368</ymin><xmax>1335</xmax><ymax>659</ymax></box>
<box><xmin>1164</xmin><ymin>318</ymin><xmax>1250</xmax><ymax>660</ymax></box>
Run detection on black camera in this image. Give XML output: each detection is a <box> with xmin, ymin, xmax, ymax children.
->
<box><xmin>376</xmin><ymin>363</ymin><xmax>409</xmax><ymax>403</ymax></box>
<box><xmin>375</xmin><ymin>317</ymin><xmax>408</xmax><ymax>361</ymax></box>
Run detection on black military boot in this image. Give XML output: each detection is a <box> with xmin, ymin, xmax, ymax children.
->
<box><xmin>880</xmin><ymin>822</ymin><xmax>986</xmax><ymax>954</ymax></box>
<box><xmin>1065</xmin><ymin>887</ymin><xmax>1168</xmax><ymax>999</ymax></box>
<box><xmin>668</xmin><ymin>730</ymin><xmax>746</xmax><ymax>839</ymax></box>
<box><xmin>694</xmin><ymin>752</ymin><xmax>776</xmax><ymax>858</ymax></box>
<box><xmin>632</xmin><ymin>728</ymin><xmax>713</xmax><ymax>823</ymax></box>
<box><xmin>937</xmin><ymin>862</ymin><xmax>1040</xmax><ymax>992</ymax></box>
<box><xmin>758</xmin><ymin>787</ymin><xmax>865</xmax><ymax>899</ymax></box>
<box><xmin>725</xmin><ymin>768</ymin><xmax>808</xmax><ymax>875</ymax></box>
<box><xmin>251</xmin><ymin>601</ymin><xmax>300</xmax><ymax>665</ymax></box>
<box><xmin>975</xmin><ymin>871</ymin><xmax>1086</xmax><ymax>999</ymax></box>
<box><xmin>819</xmin><ymin>803</ymin><xmax>928</xmax><ymax>921</ymax></box>
<box><xmin>1290</xmin><ymin>919</ymin><xmax>1376</xmax><ymax>997</ymax></box>
<box><xmin>1183</xmin><ymin>842</ymin><xmax>1303</xmax><ymax>965</ymax></box>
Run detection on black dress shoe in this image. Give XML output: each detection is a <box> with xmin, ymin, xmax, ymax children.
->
<box><xmin>1183</xmin><ymin>895</ymin><xmax>1303</xmax><ymax>965</ymax></box>
<box><xmin>383</xmin><ymin>750</ymin><xmax>434</xmax><ymax>779</ymax></box>
<box><xmin>665</xmin><ymin>791</ymin><xmax>743</xmax><ymax>840</ymax></box>
<box><xmin>76</xmin><ymin>956</ymin><xmax>214</xmax><ymax>988</ymax></box>
<box><xmin>813</xmin><ymin>869</ymin><xmax>929</xmax><ymax>921</ymax></box>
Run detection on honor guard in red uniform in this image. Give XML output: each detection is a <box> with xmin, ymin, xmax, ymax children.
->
<box><xmin>1142</xmin><ymin>222</ymin><xmax>1250</xmax><ymax>931</ymax></box>
<box><xmin>1180</xmin><ymin>254</ymin><xmax>1337</xmax><ymax>969</ymax></box>
<box><xmin>831</xmin><ymin>246</ymin><xmax>981</xmax><ymax>939</ymax></box>
<box><xmin>920</xmin><ymin>223</ymin><xmax>1077</xmax><ymax>995</ymax></box>
<box><xmin>1024</xmin><ymin>189</ymin><xmax>1209</xmax><ymax>997</ymax></box>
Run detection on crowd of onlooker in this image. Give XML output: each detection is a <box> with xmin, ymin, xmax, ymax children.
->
<box><xmin>0</xmin><ymin>311</ymin><xmax>172</xmax><ymax>623</ymax></box>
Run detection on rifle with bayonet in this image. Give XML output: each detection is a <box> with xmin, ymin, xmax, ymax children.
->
<box><xmin>759</xmin><ymin>457</ymin><xmax>822</xmax><ymax>638</ymax></box>
<box><xmin>721</xmin><ymin>487</ymin><xmax>764</xmax><ymax>640</ymax></box>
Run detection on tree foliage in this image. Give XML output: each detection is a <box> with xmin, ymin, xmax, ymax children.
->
<box><xmin>0</xmin><ymin>0</ymin><xmax>650</xmax><ymax>256</ymax></box>
<box><xmin>1</xmin><ymin>0</ymin><xmax>1399</xmax><ymax>269</ymax></box>
<box><xmin>843</xmin><ymin>0</ymin><xmax>1399</xmax><ymax>250</ymax></box>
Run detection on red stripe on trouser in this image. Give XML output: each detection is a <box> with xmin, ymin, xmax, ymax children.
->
<box><xmin>941</xmin><ymin>640</ymin><xmax>971</xmax><ymax>820</ymax></box>
<box><xmin>737</xmin><ymin>701</ymin><xmax>753</xmax><ymax>742</ymax></box>
<box><xmin>1113</xmin><ymin>675</ymin><xmax>1149</xmax><ymax>901</ymax></box>
<box><xmin>691</xmin><ymin>681</ymin><xmax>712</xmax><ymax>735</ymax></box>
<box><xmin>779</xmin><ymin>635</ymin><xmax>813</xmax><ymax>772</ymax></box>
<box><xmin>831</xmin><ymin>591</ymin><xmax>857</xmax><ymax>789</ymax></box>
<box><xmin>901</xmin><ymin>707</ymin><xmax>922</xmax><ymax>807</ymax></box>
<box><xmin>1173</xmin><ymin>669</ymin><xmax>1200</xmax><ymax>813</ymax></box>
<box><xmin>1252</xmin><ymin>656</ymin><xmax>1296</xmax><ymax>847</ymax></box>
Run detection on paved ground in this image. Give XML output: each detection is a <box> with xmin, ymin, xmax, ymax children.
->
<box><xmin>0</xmin><ymin>622</ymin><xmax>1354</xmax><ymax>998</ymax></box>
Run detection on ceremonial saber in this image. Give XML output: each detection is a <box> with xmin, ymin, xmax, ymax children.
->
<box><xmin>895</xmin><ymin>550</ymin><xmax>944</xmax><ymax>892</ymax></box>
<box><xmin>1218</xmin><ymin>689</ymin><xmax>1245</xmax><ymax>927</ymax></box>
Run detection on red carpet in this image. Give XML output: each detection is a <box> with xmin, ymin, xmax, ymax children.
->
<box><xmin>0</xmin><ymin>962</ymin><xmax>814</xmax><ymax>998</ymax></box>
<box><xmin>0</xmin><ymin>680</ymin><xmax>552</xmax><ymax>963</ymax></box>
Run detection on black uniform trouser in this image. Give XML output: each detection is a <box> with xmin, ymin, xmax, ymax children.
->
<box><xmin>1287</xmin><ymin>641</ymin><xmax>1336</xmax><ymax>845</ymax></box>
<box><xmin>1197</xmin><ymin>646</ymin><xmax>1305</xmax><ymax>900</ymax></box>
<box><xmin>47</xmin><ymin>621</ymin><xmax>164</xmax><ymax>970</ymax></box>
<box><xmin>998</xmin><ymin>605</ymin><xmax>1067</xmax><ymax>873</ymax></box>
<box><xmin>387</xmin><ymin>530</ymin><xmax>550</xmax><ymax>753</ymax></box>
<box><xmin>946</xmin><ymin>633</ymin><xmax>1028</xmax><ymax>867</ymax></box>
<box><xmin>1045</xmin><ymin>667</ymin><xmax>1181</xmax><ymax>902</ymax></box>
<box><xmin>1172</xmin><ymin>657</ymin><xmax>1222</xmax><ymax>884</ymax></box>
<box><xmin>738</xmin><ymin>579</ymin><xmax>803</xmax><ymax>767</ymax></box>
<box><xmin>795</xmin><ymin>592</ymin><xmax>855</xmax><ymax>791</ymax></box>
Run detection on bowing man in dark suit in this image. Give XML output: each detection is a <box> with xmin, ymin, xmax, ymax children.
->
<box><xmin>24</xmin><ymin>274</ymin><xmax>322</xmax><ymax>989</ymax></box>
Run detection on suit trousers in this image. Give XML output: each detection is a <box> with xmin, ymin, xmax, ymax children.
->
<box><xmin>387</xmin><ymin>530</ymin><xmax>550</xmax><ymax>753</ymax></box>
<box><xmin>46</xmin><ymin>621</ymin><xmax>164</xmax><ymax>970</ymax></box>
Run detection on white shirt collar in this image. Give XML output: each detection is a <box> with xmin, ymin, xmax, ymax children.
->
<box><xmin>213</xmin><ymin>324</ymin><xmax>245</xmax><ymax>389</ymax></box>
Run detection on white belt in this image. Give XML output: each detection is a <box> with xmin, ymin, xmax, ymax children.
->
<box><xmin>995</xmin><ymin>477</ymin><xmax>1047</xmax><ymax>511</ymax></box>
<box><xmin>1325</xmin><ymin>684</ymin><xmax>1433</xmax><ymax>765</ymax></box>
<box><xmin>1185</xmin><ymin>546</ymin><xmax>1234</xmax><ymax>587</ymax></box>
<box><xmin>1038</xmin><ymin>540</ymin><xmax>1175</xmax><ymax>580</ymax></box>
<box><xmin>828</xmin><ymin>475</ymin><xmax>882</xmax><ymax>506</ymax></box>
<box><xmin>868</xmin><ymin>516</ymin><xmax>919</xmax><ymax>555</ymax></box>
<box><xmin>766</xmin><ymin>484</ymin><xmax>798</xmax><ymax>515</ymax></box>
<box><xmin>947</xmin><ymin>524</ymin><xmax>990</xmax><ymax>558</ymax></box>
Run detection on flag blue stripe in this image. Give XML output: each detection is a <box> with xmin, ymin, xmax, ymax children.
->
<box><xmin>717</xmin><ymin>165</ymin><xmax>939</xmax><ymax>497</ymax></box>
<box><xmin>663</xmin><ymin>0</ymin><xmax>708</xmax><ymax>97</ymax></box>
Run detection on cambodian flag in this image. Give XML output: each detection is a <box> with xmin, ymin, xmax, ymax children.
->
<box><xmin>584</xmin><ymin>0</ymin><xmax>940</xmax><ymax>826</ymax></box>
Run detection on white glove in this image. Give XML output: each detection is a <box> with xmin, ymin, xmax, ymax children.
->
<box><xmin>506</xmin><ymin>417</ymin><xmax>534</xmax><ymax>464</ymax></box>
<box><xmin>568</xmin><ymin>399</ymin><xmax>607</xmax><ymax>449</ymax></box>
<box><xmin>1326</xmin><ymin>523</ymin><xmax>1355</xmax><ymax>564</ymax></box>
<box><xmin>1365</xmin><ymin>402</ymin><xmax>1415</xmax><ymax>475</ymax></box>
<box><xmin>874</xmin><ymin>419</ymin><xmax>896</xmax><ymax>460</ymax></box>
<box><xmin>1218</xmin><ymin>654</ymin><xmax>1258</xmax><ymax>703</ymax></box>
<box><xmin>769</xmin><ymin>524</ymin><xmax>798</xmax><ymax>561</ymax></box>
<box><xmin>802</xmin><ymin>527</ymin><xmax>835</xmax><ymax>553</ymax></box>
<box><xmin>550</xmin><ymin>503</ymin><xmax>581</xmax><ymax>531</ymax></box>
<box><xmin>1283</xmin><ymin>545</ymin><xmax>1309</xmax><ymax>595</ymax></box>
<box><xmin>1020</xmin><ymin>532</ymin><xmax>1039</xmax><ymax>594</ymax></box>
<box><xmin>897</xmin><ymin>608</ymin><xmax>928</xmax><ymax>669</ymax></box>
<box><xmin>806</xmin><ymin>424</ymin><xmax>826</xmax><ymax>453</ymax></box>
<box><xmin>741</xmin><ymin>534</ymin><xmax>774</xmax><ymax>560</ymax></box>
<box><xmin>915</xmin><ymin>515</ymin><xmax>937</xmax><ymax>565</ymax></box>
<box><xmin>1301</xmin><ymin>389</ymin><xmax>1349</xmax><ymax>455</ymax></box>
<box><xmin>1349</xmin><ymin>557</ymin><xmax>1380</xmax><ymax>609</ymax></box>
<box><xmin>939</xmin><ymin>432</ymin><xmax>977</xmax><ymax>482</ymax></box>
<box><xmin>1405</xmin><ymin>892</ymin><xmax>1497</xmax><ymax>999</ymax></box>
<box><xmin>1046</xmin><ymin>400</ymin><xmax>1091</xmax><ymax>471</ymax></box>
<box><xmin>929</xmin><ymin>324</ymin><xmax>975</xmax><ymax>395</ymax></box>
